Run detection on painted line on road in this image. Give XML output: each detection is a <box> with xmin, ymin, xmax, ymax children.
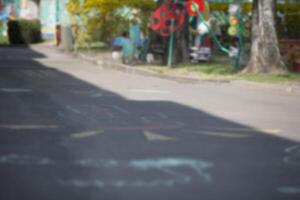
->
<box><xmin>237</xmin><ymin>128</ymin><xmax>281</xmax><ymax>134</ymax></box>
<box><xmin>285</xmin><ymin>145</ymin><xmax>300</xmax><ymax>153</ymax></box>
<box><xmin>0</xmin><ymin>88</ymin><xmax>33</xmax><ymax>93</ymax></box>
<box><xmin>59</xmin><ymin>158</ymin><xmax>213</xmax><ymax>188</ymax></box>
<box><xmin>0</xmin><ymin>154</ymin><xmax>54</xmax><ymax>165</ymax></box>
<box><xmin>66</xmin><ymin>105</ymin><xmax>81</xmax><ymax>114</ymax></box>
<box><xmin>278</xmin><ymin>187</ymin><xmax>300</xmax><ymax>194</ymax></box>
<box><xmin>283</xmin><ymin>145</ymin><xmax>300</xmax><ymax>166</ymax></box>
<box><xmin>143</xmin><ymin>130</ymin><xmax>177</xmax><ymax>141</ymax></box>
<box><xmin>189</xmin><ymin>130</ymin><xmax>250</xmax><ymax>139</ymax></box>
<box><xmin>157</xmin><ymin>112</ymin><xmax>169</xmax><ymax>119</ymax></box>
<box><xmin>175</xmin><ymin>121</ymin><xmax>188</xmax><ymax>127</ymax></box>
<box><xmin>57</xmin><ymin>111</ymin><xmax>65</xmax><ymax>119</ymax></box>
<box><xmin>71</xmin><ymin>130</ymin><xmax>104</xmax><ymax>139</ymax></box>
<box><xmin>128</xmin><ymin>89</ymin><xmax>171</xmax><ymax>94</ymax></box>
<box><xmin>90</xmin><ymin>92</ymin><xmax>103</xmax><ymax>98</ymax></box>
<box><xmin>0</xmin><ymin>124</ymin><xmax>60</xmax><ymax>130</ymax></box>
<box><xmin>190</xmin><ymin>127</ymin><xmax>281</xmax><ymax>134</ymax></box>
<box><xmin>140</xmin><ymin>116</ymin><xmax>152</xmax><ymax>123</ymax></box>
<box><xmin>105</xmin><ymin>112</ymin><xmax>116</xmax><ymax>119</ymax></box>
<box><xmin>112</xmin><ymin>105</ymin><xmax>129</xmax><ymax>114</ymax></box>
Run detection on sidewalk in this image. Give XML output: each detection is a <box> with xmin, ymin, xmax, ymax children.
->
<box><xmin>48</xmin><ymin>43</ymin><xmax>300</xmax><ymax>95</ymax></box>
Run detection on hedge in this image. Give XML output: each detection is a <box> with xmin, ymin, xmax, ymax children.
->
<box><xmin>8</xmin><ymin>19</ymin><xmax>42</xmax><ymax>45</ymax></box>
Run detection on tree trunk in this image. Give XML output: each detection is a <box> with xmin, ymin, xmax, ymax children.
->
<box><xmin>173</xmin><ymin>8</ymin><xmax>190</xmax><ymax>65</ymax></box>
<box><xmin>244</xmin><ymin>0</ymin><xmax>286</xmax><ymax>74</ymax></box>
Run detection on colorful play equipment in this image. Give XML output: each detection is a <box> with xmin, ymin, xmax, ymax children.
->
<box><xmin>150</xmin><ymin>2</ymin><xmax>185</xmax><ymax>38</ymax></box>
<box><xmin>150</xmin><ymin>1</ymin><xmax>186</xmax><ymax>66</ymax></box>
<box><xmin>186</xmin><ymin>0</ymin><xmax>204</xmax><ymax>16</ymax></box>
<box><xmin>148</xmin><ymin>0</ymin><xmax>249</xmax><ymax>68</ymax></box>
<box><xmin>115</xmin><ymin>0</ymin><xmax>251</xmax><ymax>68</ymax></box>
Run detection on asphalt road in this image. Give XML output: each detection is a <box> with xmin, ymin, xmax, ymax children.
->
<box><xmin>0</xmin><ymin>44</ymin><xmax>300</xmax><ymax>200</ymax></box>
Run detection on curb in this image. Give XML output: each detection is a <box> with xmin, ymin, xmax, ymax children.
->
<box><xmin>52</xmin><ymin>46</ymin><xmax>300</xmax><ymax>95</ymax></box>
<box><xmin>77</xmin><ymin>52</ymin><xmax>231</xmax><ymax>84</ymax></box>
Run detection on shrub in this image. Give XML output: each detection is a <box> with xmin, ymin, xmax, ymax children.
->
<box><xmin>7</xmin><ymin>19</ymin><xmax>42</xmax><ymax>45</ymax></box>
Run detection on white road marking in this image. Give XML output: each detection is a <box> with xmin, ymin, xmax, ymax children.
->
<box><xmin>0</xmin><ymin>88</ymin><xmax>33</xmax><ymax>93</ymax></box>
<box><xmin>193</xmin><ymin>131</ymin><xmax>250</xmax><ymax>138</ymax></box>
<box><xmin>143</xmin><ymin>131</ymin><xmax>176</xmax><ymax>141</ymax></box>
<box><xmin>140</xmin><ymin>117</ymin><xmax>151</xmax><ymax>123</ymax></box>
<box><xmin>157</xmin><ymin>112</ymin><xmax>169</xmax><ymax>119</ymax></box>
<box><xmin>57</xmin><ymin>111</ymin><xmax>65</xmax><ymax>118</ymax></box>
<box><xmin>71</xmin><ymin>130</ymin><xmax>104</xmax><ymax>139</ymax></box>
<box><xmin>66</xmin><ymin>105</ymin><xmax>81</xmax><ymax>114</ymax></box>
<box><xmin>285</xmin><ymin>145</ymin><xmax>300</xmax><ymax>153</ymax></box>
<box><xmin>106</xmin><ymin>112</ymin><xmax>116</xmax><ymax>119</ymax></box>
<box><xmin>128</xmin><ymin>89</ymin><xmax>171</xmax><ymax>94</ymax></box>
<box><xmin>112</xmin><ymin>105</ymin><xmax>129</xmax><ymax>114</ymax></box>
<box><xmin>0</xmin><ymin>125</ymin><xmax>60</xmax><ymax>130</ymax></box>
<box><xmin>187</xmin><ymin>127</ymin><xmax>283</xmax><ymax>138</ymax></box>
<box><xmin>90</xmin><ymin>92</ymin><xmax>103</xmax><ymax>98</ymax></box>
<box><xmin>260</xmin><ymin>129</ymin><xmax>281</xmax><ymax>134</ymax></box>
<box><xmin>190</xmin><ymin>127</ymin><xmax>281</xmax><ymax>134</ymax></box>
<box><xmin>278</xmin><ymin>187</ymin><xmax>300</xmax><ymax>194</ymax></box>
<box><xmin>232</xmin><ymin>128</ymin><xmax>281</xmax><ymax>134</ymax></box>
<box><xmin>175</xmin><ymin>121</ymin><xmax>188</xmax><ymax>127</ymax></box>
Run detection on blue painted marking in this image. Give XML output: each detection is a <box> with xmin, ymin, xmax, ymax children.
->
<box><xmin>66</xmin><ymin>105</ymin><xmax>81</xmax><ymax>114</ymax></box>
<box><xmin>75</xmin><ymin>159</ymin><xmax>118</xmax><ymax>168</ymax></box>
<box><xmin>61</xmin><ymin>158</ymin><xmax>213</xmax><ymax>188</ymax></box>
<box><xmin>0</xmin><ymin>154</ymin><xmax>54</xmax><ymax>165</ymax></box>
<box><xmin>130</xmin><ymin>158</ymin><xmax>213</xmax><ymax>182</ymax></box>
<box><xmin>0</xmin><ymin>154</ymin><xmax>213</xmax><ymax>188</ymax></box>
<box><xmin>278</xmin><ymin>187</ymin><xmax>300</xmax><ymax>194</ymax></box>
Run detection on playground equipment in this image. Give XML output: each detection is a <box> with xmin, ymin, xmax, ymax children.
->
<box><xmin>147</xmin><ymin>0</ymin><xmax>249</xmax><ymax>68</ymax></box>
<box><xmin>116</xmin><ymin>0</ymin><xmax>250</xmax><ymax>68</ymax></box>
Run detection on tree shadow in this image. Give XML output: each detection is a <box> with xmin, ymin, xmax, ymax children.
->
<box><xmin>0</xmin><ymin>46</ymin><xmax>299</xmax><ymax>200</ymax></box>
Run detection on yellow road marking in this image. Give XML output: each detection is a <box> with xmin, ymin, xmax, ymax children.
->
<box><xmin>197</xmin><ymin>131</ymin><xmax>250</xmax><ymax>138</ymax></box>
<box><xmin>207</xmin><ymin>127</ymin><xmax>281</xmax><ymax>134</ymax></box>
<box><xmin>187</xmin><ymin>127</ymin><xmax>282</xmax><ymax>138</ymax></box>
<box><xmin>71</xmin><ymin>130</ymin><xmax>104</xmax><ymax>139</ymax></box>
<box><xmin>143</xmin><ymin>131</ymin><xmax>176</xmax><ymax>141</ymax></box>
<box><xmin>0</xmin><ymin>125</ymin><xmax>59</xmax><ymax>130</ymax></box>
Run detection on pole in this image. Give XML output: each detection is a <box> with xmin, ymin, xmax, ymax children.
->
<box><xmin>235</xmin><ymin>13</ymin><xmax>243</xmax><ymax>69</ymax></box>
<box><xmin>168</xmin><ymin>19</ymin><xmax>175</xmax><ymax>67</ymax></box>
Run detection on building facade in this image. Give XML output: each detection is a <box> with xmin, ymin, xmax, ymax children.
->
<box><xmin>0</xmin><ymin>0</ymin><xmax>66</xmax><ymax>39</ymax></box>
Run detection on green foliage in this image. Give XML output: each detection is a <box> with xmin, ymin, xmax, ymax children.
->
<box><xmin>0</xmin><ymin>35</ymin><xmax>9</xmax><ymax>45</ymax></box>
<box><xmin>145</xmin><ymin>64</ymin><xmax>300</xmax><ymax>83</ymax></box>
<box><xmin>7</xmin><ymin>19</ymin><xmax>42</xmax><ymax>45</ymax></box>
<box><xmin>283</xmin><ymin>13</ymin><xmax>300</xmax><ymax>39</ymax></box>
<box><xmin>209</xmin><ymin>3</ymin><xmax>300</xmax><ymax>40</ymax></box>
<box><xmin>67</xmin><ymin>0</ymin><xmax>155</xmax><ymax>48</ymax></box>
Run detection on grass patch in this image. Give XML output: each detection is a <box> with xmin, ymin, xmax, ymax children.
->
<box><xmin>235</xmin><ymin>73</ymin><xmax>300</xmax><ymax>83</ymax></box>
<box><xmin>144</xmin><ymin>58</ymin><xmax>300</xmax><ymax>84</ymax></box>
<box><xmin>0</xmin><ymin>35</ymin><xmax>9</xmax><ymax>45</ymax></box>
<box><xmin>75</xmin><ymin>42</ymin><xmax>110</xmax><ymax>53</ymax></box>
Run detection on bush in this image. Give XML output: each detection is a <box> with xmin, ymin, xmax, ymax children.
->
<box><xmin>7</xmin><ymin>19</ymin><xmax>42</xmax><ymax>45</ymax></box>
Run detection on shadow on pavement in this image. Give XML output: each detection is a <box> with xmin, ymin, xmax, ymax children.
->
<box><xmin>0</xmin><ymin>46</ymin><xmax>299</xmax><ymax>200</ymax></box>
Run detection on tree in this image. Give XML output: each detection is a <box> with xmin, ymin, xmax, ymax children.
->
<box><xmin>244</xmin><ymin>0</ymin><xmax>286</xmax><ymax>74</ymax></box>
<box><xmin>67</xmin><ymin>0</ymin><xmax>155</xmax><ymax>46</ymax></box>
